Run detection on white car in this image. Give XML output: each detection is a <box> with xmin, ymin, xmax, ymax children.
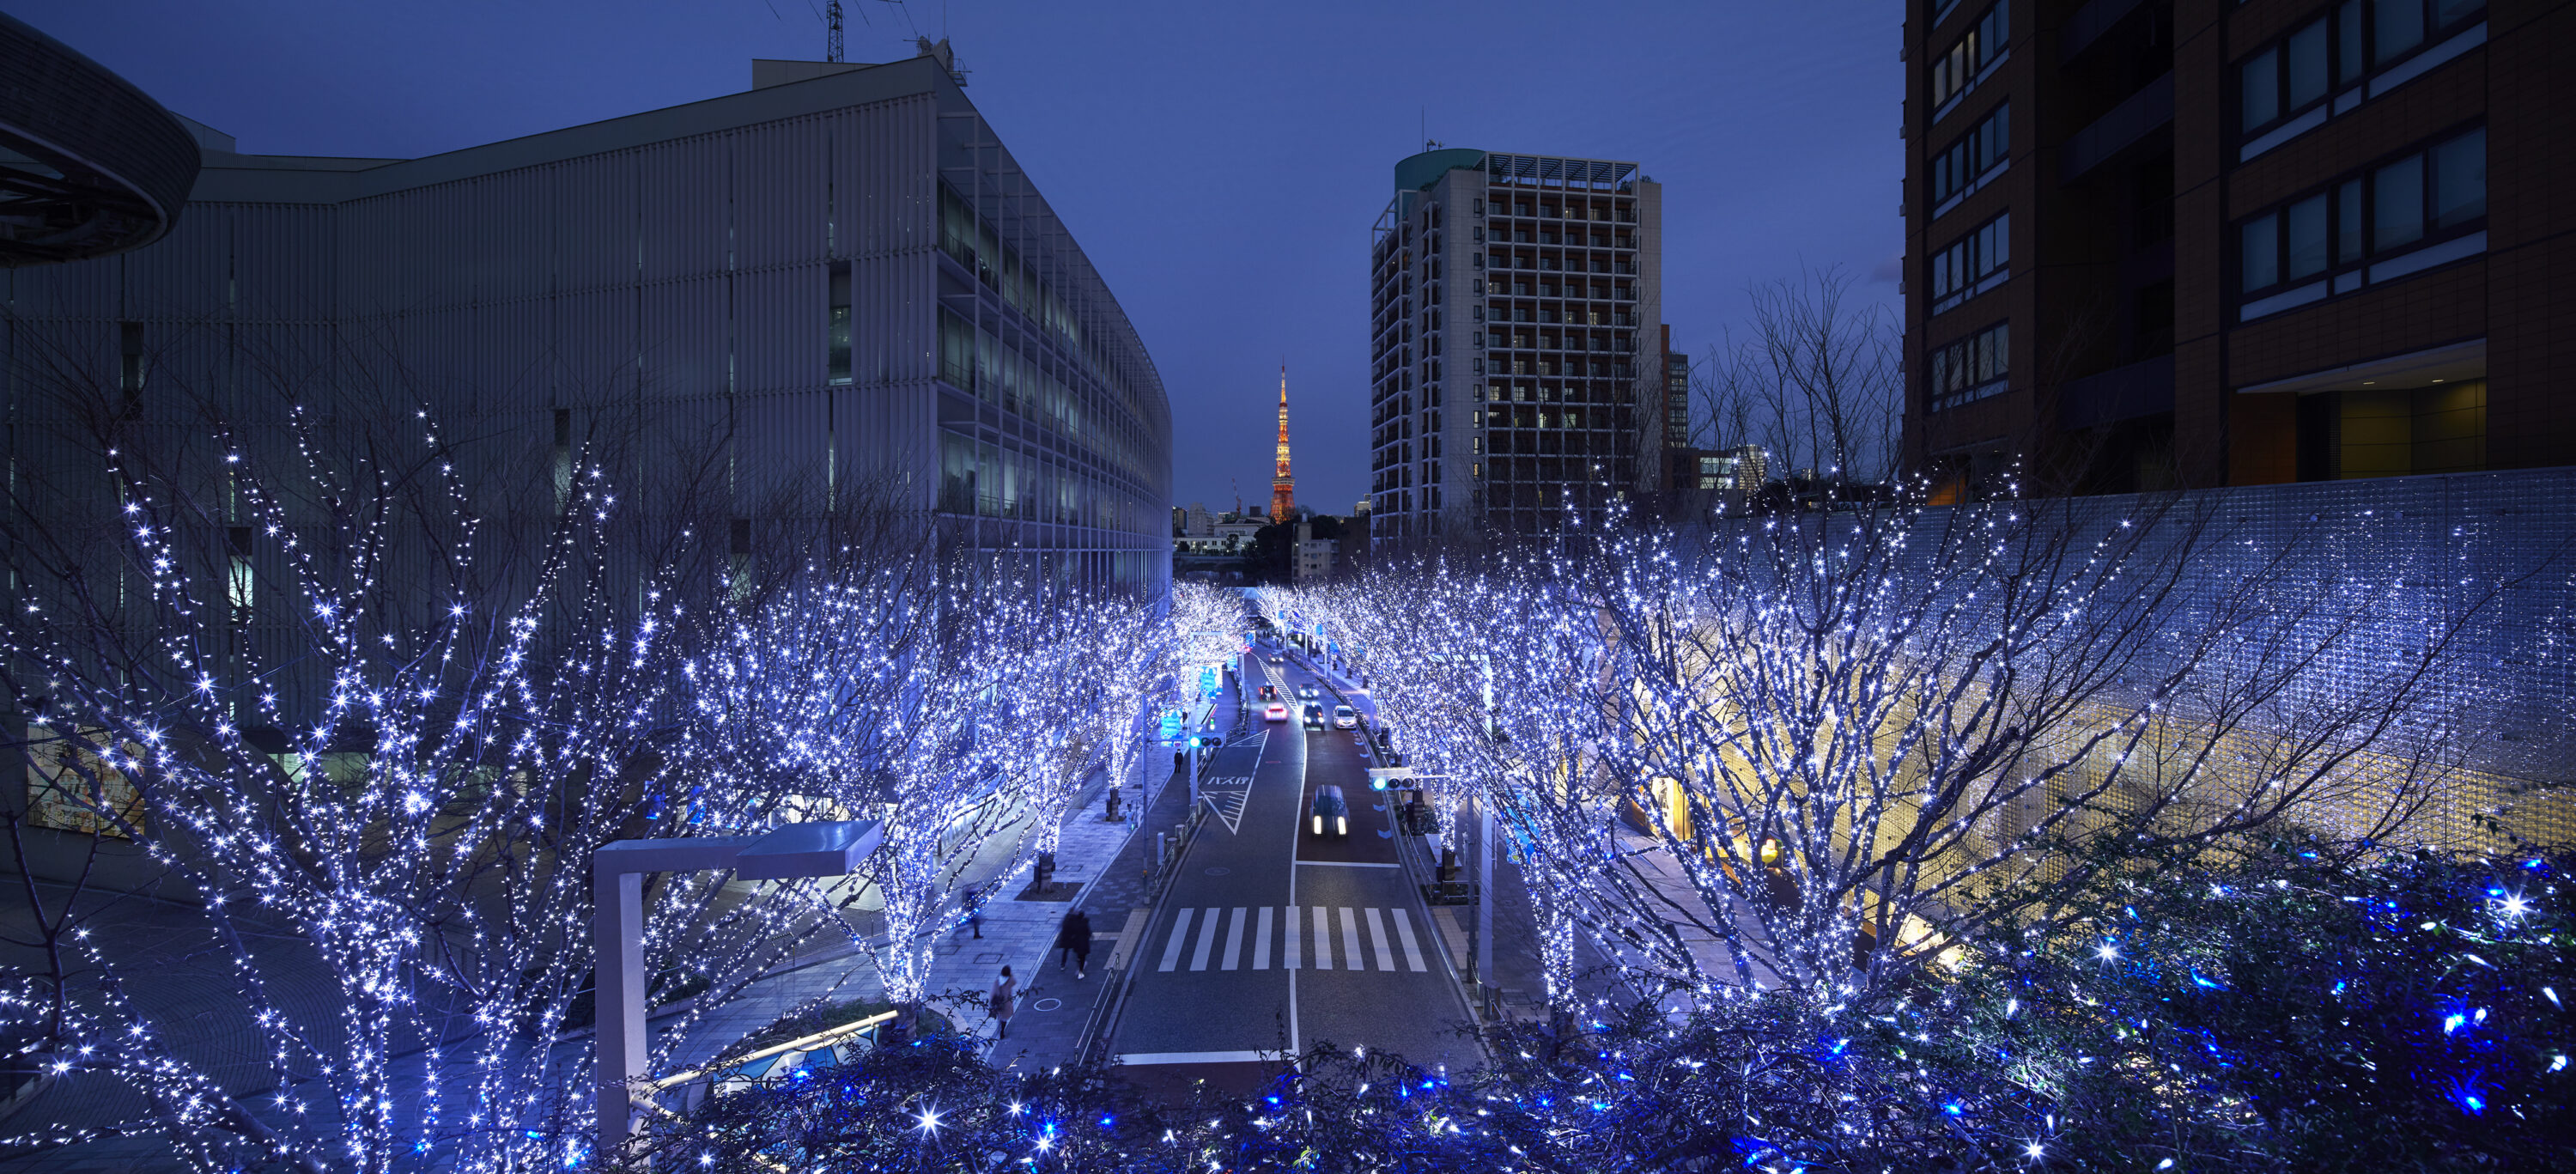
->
<box><xmin>1263</xmin><ymin>701</ymin><xmax>1290</xmax><ymax>721</ymax></box>
<box><xmin>1333</xmin><ymin>705</ymin><xmax>1358</xmax><ymax>730</ymax></box>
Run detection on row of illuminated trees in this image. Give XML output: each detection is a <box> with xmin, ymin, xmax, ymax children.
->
<box><xmin>0</xmin><ymin>366</ymin><xmax>1243</xmax><ymax>1172</ymax></box>
<box><xmin>1261</xmin><ymin>487</ymin><xmax>2550</xmax><ymax>1021</ymax></box>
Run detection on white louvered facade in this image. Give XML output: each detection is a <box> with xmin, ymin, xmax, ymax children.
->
<box><xmin>2</xmin><ymin>52</ymin><xmax>1172</xmax><ymax>593</ymax></box>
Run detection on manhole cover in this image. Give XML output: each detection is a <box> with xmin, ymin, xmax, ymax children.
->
<box><xmin>974</xmin><ymin>952</ymin><xmax>1004</xmax><ymax>964</ymax></box>
<box><xmin>1032</xmin><ymin>997</ymin><xmax>1062</xmax><ymax>1012</ymax></box>
<box><xmin>1203</xmin><ymin>867</ymin><xmax>1230</xmax><ymax>876</ymax></box>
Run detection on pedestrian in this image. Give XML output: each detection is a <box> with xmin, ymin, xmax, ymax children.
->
<box><xmin>989</xmin><ymin>964</ymin><xmax>1018</xmax><ymax>1039</ymax></box>
<box><xmin>957</xmin><ymin>884</ymin><xmax>982</xmax><ymax>940</ymax></box>
<box><xmin>1054</xmin><ymin>906</ymin><xmax>1094</xmax><ymax>979</ymax></box>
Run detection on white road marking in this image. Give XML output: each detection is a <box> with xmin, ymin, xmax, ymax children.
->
<box><xmin>1340</xmin><ymin>907</ymin><xmax>1364</xmax><ymax>971</ymax></box>
<box><xmin>1157</xmin><ymin>908</ymin><xmax>1194</xmax><ymax>972</ymax></box>
<box><xmin>1188</xmin><ymin>905</ymin><xmax>1221</xmax><ymax>970</ymax></box>
<box><xmin>1221</xmin><ymin>907</ymin><xmax>1247</xmax><ymax>970</ymax></box>
<box><xmin>1295</xmin><ymin>860</ymin><xmax>1400</xmax><ymax>868</ymax></box>
<box><xmin>1390</xmin><ymin>908</ymin><xmax>1428</xmax><ymax>972</ymax></box>
<box><xmin>1254</xmin><ymin>906</ymin><xmax>1273</xmax><ymax>970</ymax></box>
<box><xmin>1283</xmin><ymin>905</ymin><xmax>1300</xmax><ymax>970</ymax></box>
<box><xmin>1313</xmin><ymin>905</ymin><xmax>1334</xmax><ymax>970</ymax></box>
<box><xmin>1364</xmin><ymin>906</ymin><xmax>1396</xmax><ymax>971</ymax></box>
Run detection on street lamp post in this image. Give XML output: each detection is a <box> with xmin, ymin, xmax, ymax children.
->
<box><xmin>592</xmin><ymin>819</ymin><xmax>883</xmax><ymax>1157</ymax></box>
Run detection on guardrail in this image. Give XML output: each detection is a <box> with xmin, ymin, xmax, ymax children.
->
<box><xmin>647</xmin><ymin>1008</ymin><xmax>900</xmax><ymax>1115</ymax></box>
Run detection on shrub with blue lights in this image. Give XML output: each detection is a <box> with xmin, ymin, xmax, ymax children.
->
<box><xmin>625</xmin><ymin>842</ymin><xmax>2571</xmax><ymax>1171</ymax></box>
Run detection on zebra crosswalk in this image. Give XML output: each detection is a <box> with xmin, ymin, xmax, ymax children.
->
<box><xmin>1154</xmin><ymin>906</ymin><xmax>1431</xmax><ymax>974</ymax></box>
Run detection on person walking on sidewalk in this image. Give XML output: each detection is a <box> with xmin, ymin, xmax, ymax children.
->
<box><xmin>989</xmin><ymin>964</ymin><xmax>1018</xmax><ymax>1040</ymax></box>
<box><xmin>1054</xmin><ymin>907</ymin><xmax>1094</xmax><ymax>980</ymax></box>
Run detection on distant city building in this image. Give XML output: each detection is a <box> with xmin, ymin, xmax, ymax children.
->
<box><xmin>1669</xmin><ymin>444</ymin><xmax>1769</xmax><ymax>494</ymax></box>
<box><xmin>1368</xmin><ymin>148</ymin><xmax>1662</xmax><ymax>547</ymax></box>
<box><xmin>8</xmin><ymin>44</ymin><xmax>1174</xmax><ymax>590</ymax></box>
<box><xmin>1212</xmin><ymin>516</ymin><xmax>1267</xmax><ymax>551</ymax></box>
<box><xmin>1902</xmin><ymin>1</ymin><xmax>2561</xmax><ymax>498</ymax></box>
<box><xmin>1174</xmin><ymin>502</ymin><xmax>1232</xmax><ymax>553</ymax></box>
<box><xmin>1662</xmin><ymin>325</ymin><xmax>1692</xmax><ymax>490</ymax></box>
<box><xmin>1291</xmin><ymin>518</ymin><xmax>1337</xmax><ymax>581</ymax></box>
<box><xmin>1728</xmin><ymin>443</ymin><xmax>1770</xmax><ymax>492</ymax></box>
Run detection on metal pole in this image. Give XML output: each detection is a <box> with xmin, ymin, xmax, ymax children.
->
<box><xmin>594</xmin><ymin>865</ymin><xmax>647</xmax><ymax>1149</ymax></box>
<box><xmin>1476</xmin><ymin>801</ymin><xmax>1496</xmax><ymax>1001</ymax></box>
<box><xmin>1473</xmin><ymin>654</ymin><xmax>1496</xmax><ymax>1002</ymax></box>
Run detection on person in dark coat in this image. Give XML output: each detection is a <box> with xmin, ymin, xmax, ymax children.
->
<box><xmin>1054</xmin><ymin>907</ymin><xmax>1094</xmax><ymax>979</ymax></box>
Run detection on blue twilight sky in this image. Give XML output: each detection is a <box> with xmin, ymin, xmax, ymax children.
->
<box><xmin>11</xmin><ymin>0</ymin><xmax>1901</xmax><ymax>517</ymax></box>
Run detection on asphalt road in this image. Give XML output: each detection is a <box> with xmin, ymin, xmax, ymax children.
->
<box><xmin>1109</xmin><ymin>656</ymin><xmax>1478</xmax><ymax>1094</ymax></box>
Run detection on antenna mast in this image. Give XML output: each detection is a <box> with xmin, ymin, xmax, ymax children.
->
<box><xmin>827</xmin><ymin>0</ymin><xmax>845</xmax><ymax>62</ymax></box>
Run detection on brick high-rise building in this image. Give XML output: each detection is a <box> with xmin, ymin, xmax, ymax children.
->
<box><xmin>1368</xmin><ymin>149</ymin><xmax>1663</xmax><ymax>546</ymax></box>
<box><xmin>1902</xmin><ymin>1</ymin><xmax>2570</xmax><ymax>498</ymax></box>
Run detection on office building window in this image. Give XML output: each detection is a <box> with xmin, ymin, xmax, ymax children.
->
<box><xmin>2240</xmin><ymin>2</ymin><xmax>2485</xmax><ymax>137</ymax></box>
<box><xmin>227</xmin><ymin>526</ymin><xmax>254</xmax><ymax>624</ymax></box>
<box><xmin>118</xmin><ymin>321</ymin><xmax>144</xmax><ymax>412</ymax></box>
<box><xmin>1929</xmin><ymin>103</ymin><xmax>2008</xmax><ymax>211</ymax></box>
<box><xmin>1929</xmin><ymin>3</ymin><xmax>2008</xmax><ymax>112</ymax></box>
<box><xmin>552</xmin><ymin>408</ymin><xmax>574</xmax><ymax>511</ymax></box>
<box><xmin>827</xmin><ymin>260</ymin><xmax>853</xmax><ymax>385</ymax></box>
<box><xmin>1929</xmin><ymin>211</ymin><xmax>2009</xmax><ymax>313</ymax></box>
<box><xmin>1925</xmin><ymin>321</ymin><xmax>2009</xmax><ymax>413</ymax></box>
<box><xmin>2239</xmin><ymin>126</ymin><xmax>2482</xmax><ymax>298</ymax></box>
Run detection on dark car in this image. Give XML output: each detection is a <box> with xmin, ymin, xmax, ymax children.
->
<box><xmin>1309</xmin><ymin>784</ymin><xmax>1348</xmax><ymax>838</ymax></box>
<box><xmin>1302</xmin><ymin>703</ymin><xmax>1325</xmax><ymax>730</ymax></box>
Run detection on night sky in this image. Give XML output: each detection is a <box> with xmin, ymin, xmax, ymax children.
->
<box><xmin>15</xmin><ymin>0</ymin><xmax>1899</xmax><ymax>518</ymax></box>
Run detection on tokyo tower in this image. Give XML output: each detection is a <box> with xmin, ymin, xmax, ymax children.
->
<box><xmin>1270</xmin><ymin>363</ymin><xmax>1295</xmax><ymax>520</ymax></box>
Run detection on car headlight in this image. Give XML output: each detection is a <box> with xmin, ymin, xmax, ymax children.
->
<box><xmin>1312</xmin><ymin>815</ymin><xmax>1322</xmax><ymax>836</ymax></box>
<box><xmin>1335</xmin><ymin>816</ymin><xmax>1346</xmax><ymax>836</ymax></box>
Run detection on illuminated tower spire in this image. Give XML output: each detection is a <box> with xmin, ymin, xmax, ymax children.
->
<box><xmin>1271</xmin><ymin>363</ymin><xmax>1295</xmax><ymax>520</ymax></box>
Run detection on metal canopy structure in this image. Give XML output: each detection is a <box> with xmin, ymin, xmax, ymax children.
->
<box><xmin>0</xmin><ymin>12</ymin><xmax>200</xmax><ymax>266</ymax></box>
<box><xmin>593</xmin><ymin>819</ymin><xmax>884</xmax><ymax>1153</ymax></box>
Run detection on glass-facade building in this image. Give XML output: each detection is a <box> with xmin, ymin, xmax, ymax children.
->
<box><xmin>1</xmin><ymin>50</ymin><xmax>1172</xmax><ymax>590</ymax></box>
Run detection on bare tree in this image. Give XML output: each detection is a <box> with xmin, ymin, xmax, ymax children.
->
<box><xmin>1698</xmin><ymin>266</ymin><xmax>1903</xmax><ymax>487</ymax></box>
<box><xmin>1294</xmin><ymin>490</ymin><xmax>2515</xmax><ymax>1033</ymax></box>
<box><xmin>0</xmin><ymin>329</ymin><xmax>1119</xmax><ymax>1167</ymax></box>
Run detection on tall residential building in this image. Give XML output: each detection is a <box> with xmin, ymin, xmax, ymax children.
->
<box><xmin>1369</xmin><ymin>149</ymin><xmax>1662</xmax><ymax>546</ymax></box>
<box><xmin>1271</xmin><ymin>364</ymin><xmax>1297</xmax><ymax>520</ymax></box>
<box><xmin>1902</xmin><ymin>0</ymin><xmax>2568</xmax><ymax>499</ymax></box>
<box><xmin>5</xmin><ymin>44</ymin><xmax>1174</xmax><ymax>590</ymax></box>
